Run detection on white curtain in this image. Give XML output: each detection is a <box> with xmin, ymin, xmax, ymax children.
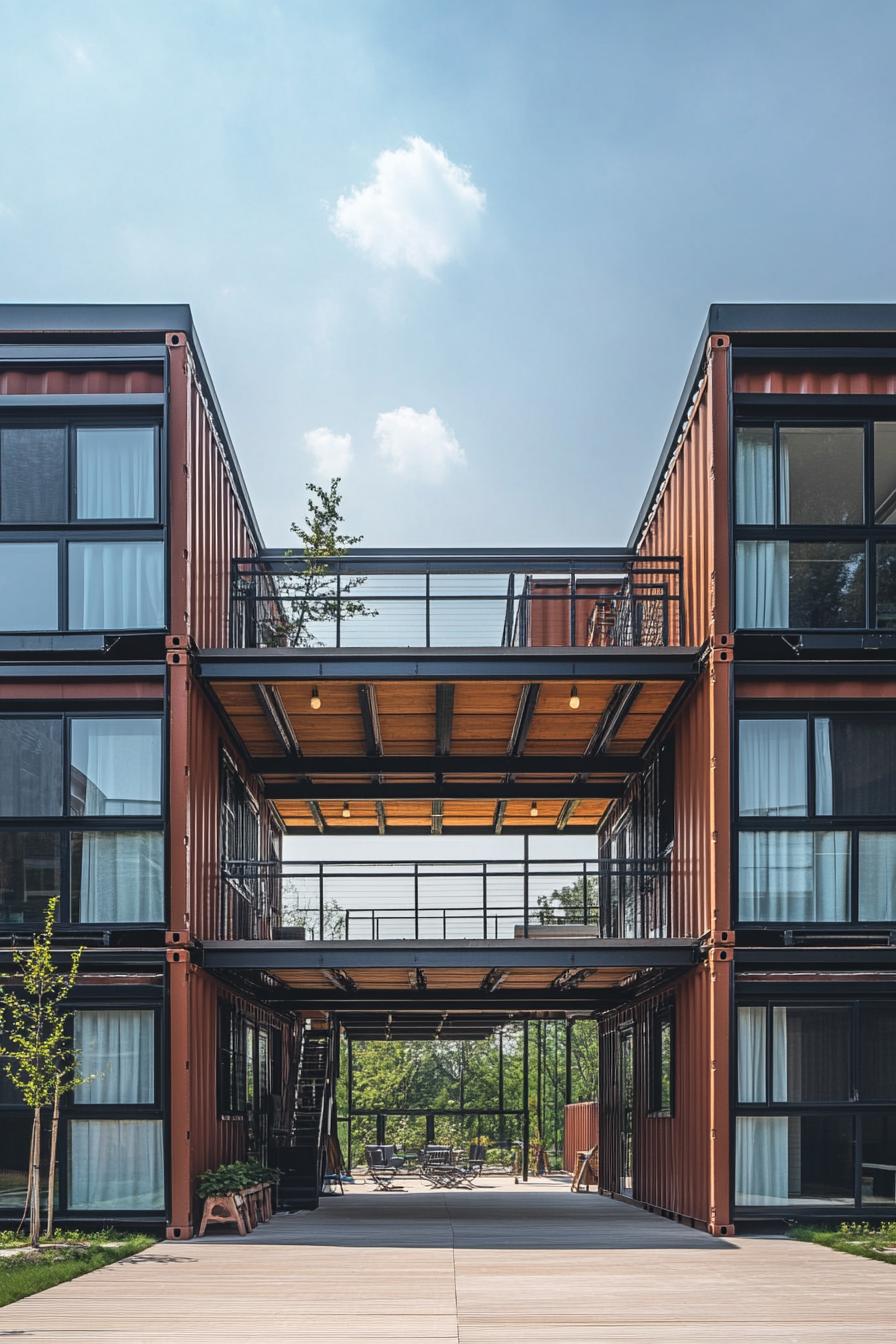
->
<box><xmin>739</xmin><ymin>720</ymin><xmax>807</xmax><ymax>816</ymax></box>
<box><xmin>69</xmin><ymin>540</ymin><xmax>163</xmax><ymax>631</ymax></box>
<box><xmin>771</xmin><ymin>1006</ymin><xmax>789</xmax><ymax>1101</ymax></box>
<box><xmin>735</xmin><ymin>433</ymin><xmax>775</xmax><ymax>524</ymax></box>
<box><xmin>736</xmin><ymin>1116</ymin><xmax>789</xmax><ymax>1205</ymax></box>
<box><xmin>737</xmin><ymin>1005</ymin><xmax>767</xmax><ymax>1102</ymax></box>
<box><xmin>814</xmin><ymin>718</ymin><xmax>834</xmax><ymax>815</ymax></box>
<box><xmin>736</xmin><ymin>541</ymin><xmax>789</xmax><ymax>628</ymax></box>
<box><xmin>69</xmin><ymin>1119</ymin><xmax>163</xmax><ymax>1210</ymax></box>
<box><xmin>71</xmin><ymin>719</ymin><xmax>161</xmax><ymax>816</ymax></box>
<box><xmin>859</xmin><ymin>833</ymin><xmax>896</xmax><ymax>921</ymax></box>
<box><xmin>76</xmin><ymin>832</ymin><xmax>163</xmax><ymax>922</ymax></box>
<box><xmin>76</xmin><ymin>429</ymin><xmax>155</xmax><ymax>520</ymax></box>
<box><xmin>778</xmin><ymin>439</ymin><xmax>792</xmax><ymax>523</ymax></box>
<box><xmin>73</xmin><ymin>1010</ymin><xmax>155</xmax><ymax>1104</ymax></box>
<box><xmin>738</xmin><ymin>831</ymin><xmax>849</xmax><ymax>921</ymax></box>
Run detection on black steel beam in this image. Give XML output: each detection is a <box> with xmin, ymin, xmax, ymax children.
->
<box><xmin>436</xmin><ymin>684</ymin><xmax>454</xmax><ymax>757</ymax></box>
<box><xmin>493</xmin><ymin>800</ymin><xmax>507</xmax><ymax>834</ymax></box>
<box><xmin>508</xmin><ymin>683</ymin><xmax>540</xmax><ymax>755</ymax></box>
<box><xmin>735</xmin><ymin>660</ymin><xmax>896</xmax><ymax>680</ymax></box>
<box><xmin>196</xmin><ymin>648</ymin><xmax>702</xmax><ymax>683</ymax></box>
<box><xmin>250</xmin><ymin>753</ymin><xmax>643</xmax><ymax>776</ymax></box>
<box><xmin>735</xmin><ymin>946</ymin><xmax>896</xmax><ymax>968</ymax></box>
<box><xmin>556</xmin><ymin>799</ymin><xmax>580</xmax><ymax>831</ymax></box>
<box><xmin>266</xmin><ymin>781</ymin><xmax>624</xmax><ymax>801</ymax></box>
<box><xmin>251</xmin><ymin>991</ymin><xmax>620</xmax><ymax>1012</ymax></box>
<box><xmin>587</xmin><ymin>682</ymin><xmax>643</xmax><ymax>757</ymax></box>
<box><xmin>375</xmin><ymin>800</ymin><xmax>386</xmax><ymax>835</ymax></box>
<box><xmin>551</xmin><ymin>967</ymin><xmax>593</xmax><ymax>991</ymax></box>
<box><xmin>321</xmin><ymin>968</ymin><xmax>358</xmax><ymax>992</ymax></box>
<box><xmin>431</xmin><ymin>799</ymin><xmax>444</xmax><ymax>835</ymax></box>
<box><xmin>200</xmin><ymin>938</ymin><xmax>700</xmax><ymax>971</ymax></box>
<box><xmin>254</xmin><ymin>684</ymin><xmax>301</xmax><ymax>759</ymax></box>
<box><xmin>480</xmin><ymin>968</ymin><xmax>508</xmax><ymax>993</ymax></box>
<box><xmin>357</xmin><ymin>684</ymin><xmax>383</xmax><ymax>757</ymax></box>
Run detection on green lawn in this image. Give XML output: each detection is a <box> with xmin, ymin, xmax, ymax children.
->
<box><xmin>789</xmin><ymin>1220</ymin><xmax>896</xmax><ymax>1266</ymax></box>
<box><xmin>0</xmin><ymin>1231</ymin><xmax>155</xmax><ymax>1308</ymax></box>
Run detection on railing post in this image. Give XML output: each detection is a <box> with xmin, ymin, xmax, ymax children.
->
<box><xmin>569</xmin><ymin>571</ymin><xmax>576</xmax><ymax>646</ymax></box>
<box><xmin>425</xmin><ymin>571</ymin><xmax>431</xmax><ymax>647</ymax></box>
<box><xmin>318</xmin><ymin>864</ymin><xmax>325</xmax><ymax>940</ymax></box>
<box><xmin>522</xmin><ymin>1020</ymin><xmax>530</xmax><ymax>1182</ymax></box>
<box><xmin>335</xmin><ymin>571</ymin><xmax>342</xmax><ymax>647</ymax></box>
<box><xmin>414</xmin><ymin>864</ymin><xmax>419</xmax><ymax>938</ymax></box>
<box><xmin>482</xmin><ymin>863</ymin><xmax>488</xmax><ymax>938</ymax></box>
<box><xmin>582</xmin><ymin>860</ymin><xmax>588</xmax><ymax>925</ymax></box>
<box><xmin>523</xmin><ymin>834</ymin><xmax>530</xmax><ymax>939</ymax></box>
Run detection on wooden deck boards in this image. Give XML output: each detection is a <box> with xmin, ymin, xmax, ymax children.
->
<box><xmin>2</xmin><ymin>1178</ymin><xmax>895</xmax><ymax>1341</ymax></box>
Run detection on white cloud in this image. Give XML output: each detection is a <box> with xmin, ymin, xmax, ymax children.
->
<box><xmin>374</xmin><ymin>407</ymin><xmax>465</xmax><ymax>483</ymax></box>
<box><xmin>331</xmin><ymin>137</ymin><xmax>485</xmax><ymax>278</ymax></box>
<box><xmin>303</xmin><ymin>427</ymin><xmax>353</xmax><ymax>478</ymax></box>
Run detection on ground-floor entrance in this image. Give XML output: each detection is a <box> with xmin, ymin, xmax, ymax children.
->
<box><xmin>3</xmin><ymin>1178</ymin><xmax>896</xmax><ymax>1341</ymax></box>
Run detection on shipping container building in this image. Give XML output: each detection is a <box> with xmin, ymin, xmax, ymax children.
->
<box><xmin>0</xmin><ymin>303</ymin><xmax>893</xmax><ymax>1239</ymax></box>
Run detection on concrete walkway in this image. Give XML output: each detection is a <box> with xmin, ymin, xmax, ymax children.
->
<box><xmin>1</xmin><ymin>1177</ymin><xmax>894</xmax><ymax>1341</ymax></box>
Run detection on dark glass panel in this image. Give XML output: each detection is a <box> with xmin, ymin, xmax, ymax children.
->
<box><xmin>873</xmin><ymin>422</ymin><xmax>896</xmax><ymax>525</ymax></box>
<box><xmin>788</xmin><ymin>543</ymin><xmax>865</xmax><ymax>628</ymax></box>
<box><xmin>862</xmin><ymin>1003</ymin><xmax>896</xmax><ymax>1101</ymax></box>
<box><xmin>876</xmin><ymin>544</ymin><xmax>896</xmax><ymax>628</ymax></box>
<box><xmin>0</xmin><ymin>831</ymin><xmax>62</xmax><ymax>925</ymax></box>
<box><xmin>0</xmin><ymin>719</ymin><xmax>63</xmax><ymax>816</ymax></box>
<box><xmin>861</xmin><ymin>1114</ymin><xmax>896</xmax><ymax>1206</ymax></box>
<box><xmin>772</xmin><ymin>1005</ymin><xmax>851</xmax><ymax>1102</ymax></box>
<box><xmin>0</xmin><ymin>427</ymin><xmax>67</xmax><ymax>522</ymax></box>
<box><xmin>0</xmin><ymin>1113</ymin><xmax>50</xmax><ymax>1207</ymax></box>
<box><xmin>780</xmin><ymin>427</ymin><xmax>864</xmax><ymax>525</ymax></box>
<box><xmin>815</xmin><ymin>716</ymin><xmax>896</xmax><ymax>816</ymax></box>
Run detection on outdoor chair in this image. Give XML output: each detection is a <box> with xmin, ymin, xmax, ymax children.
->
<box><xmin>365</xmin><ymin>1143</ymin><xmax>405</xmax><ymax>1189</ymax></box>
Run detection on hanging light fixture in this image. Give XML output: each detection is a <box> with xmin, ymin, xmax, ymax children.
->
<box><xmin>341</xmin><ymin>801</ymin><xmax>351</xmax><ymax>818</ymax></box>
<box><xmin>530</xmin><ymin>800</ymin><xmax>539</xmax><ymax>817</ymax></box>
<box><xmin>568</xmin><ymin>684</ymin><xmax>580</xmax><ymax>710</ymax></box>
<box><xmin>310</xmin><ymin>685</ymin><xmax>322</xmax><ymax>710</ymax></box>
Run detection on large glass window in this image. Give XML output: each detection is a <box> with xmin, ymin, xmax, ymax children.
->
<box><xmin>68</xmin><ymin>1118</ymin><xmax>164</xmax><ymax>1210</ymax></box>
<box><xmin>861</xmin><ymin>1115</ymin><xmax>896</xmax><ymax>1206</ymax></box>
<box><xmin>0</xmin><ymin>714</ymin><xmax>162</xmax><ymax>926</ymax></box>
<box><xmin>771</xmin><ymin>1005</ymin><xmax>851</xmax><ymax>1102</ymax></box>
<box><xmin>736</xmin><ymin>1114</ymin><xmax>854</xmax><ymax>1206</ymax></box>
<box><xmin>737</xmin><ymin>1005</ymin><xmax>767</xmax><ymax>1103</ymax></box>
<box><xmin>735</xmin><ymin>421</ymin><xmax>896</xmax><ymax>630</ymax></box>
<box><xmin>70</xmin><ymin>719</ymin><xmax>161</xmax><ymax>816</ymax></box>
<box><xmin>0</xmin><ymin>719</ymin><xmax>64</xmax><ymax>816</ymax></box>
<box><xmin>73</xmin><ymin>1010</ymin><xmax>155</xmax><ymax>1105</ymax></box>
<box><xmin>815</xmin><ymin>717</ymin><xmax>896</xmax><ymax>815</ymax></box>
<box><xmin>75</xmin><ymin>428</ymin><xmax>156</xmax><ymax>520</ymax></box>
<box><xmin>0</xmin><ymin>543</ymin><xmax>59</xmax><ymax>631</ymax></box>
<box><xmin>862</xmin><ymin>1004</ymin><xmax>896</xmax><ymax>1101</ymax></box>
<box><xmin>0</xmin><ymin>428</ymin><xmax>67</xmax><ymax>522</ymax></box>
<box><xmin>68</xmin><ymin>540</ymin><xmax>164</xmax><ymax>631</ymax></box>
<box><xmin>739</xmin><ymin>720</ymin><xmax>807</xmax><ymax>817</ymax></box>
<box><xmin>738</xmin><ymin>831</ymin><xmax>850</xmax><ymax>922</ymax></box>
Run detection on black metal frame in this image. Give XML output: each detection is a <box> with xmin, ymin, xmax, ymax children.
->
<box><xmin>0</xmin><ymin>412</ymin><xmax>168</xmax><ymax>637</ymax></box>
<box><xmin>647</xmin><ymin>1003</ymin><xmax>674</xmax><ymax>1118</ymax></box>
<box><xmin>732</xmin><ymin>415</ymin><xmax>896</xmax><ymax>635</ymax></box>
<box><xmin>733</xmin><ymin>706</ymin><xmax>896</xmax><ymax>929</ymax></box>
<box><xmin>0</xmin><ymin>708</ymin><xmax>166</xmax><ymax>932</ymax></box>
<box><xmin>732</xmin><ymin>987</ymin><xmax>896</xmax><ymax>1217</ymax></box>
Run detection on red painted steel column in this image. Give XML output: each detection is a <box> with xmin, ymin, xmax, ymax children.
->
<box><xmin>707</xmin><ymin>942</ymin><xmax>733</xmax><ymax>1235</ymax></box>
<box><xmin>167</xmin><ymin>948</ymin><xmax>194</xmax><ymax>1239</ymax></box>
<box><xmin>166</xmin><ymin>647</ymin><xmax>192</xmax><ymax>942</ymax></box>
<box><xmin>166</xmin><ymin>332</ymin><xmax>193</xmax><ymax>639</ymax></box>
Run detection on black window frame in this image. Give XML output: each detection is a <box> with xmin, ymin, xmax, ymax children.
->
<box><xmin>648</xmin><ymin>1005</ymin><xmax>674</xmax><ymax>1118</ymax></box>
<box><xmin>733</xmin><ymin>991</ymin><xmax>896</xmax><ymax>1216</ymax></box>
<box><xmin>0</xmin><ymin>710</ymin><xmax>166</xmax><ymax>930</ymax></box>
<box><xmin>0</xmin><ymin>416</ymin><xmax>167</xmax><ymax>636</ymax></box>
<box><xmin>217</xmin><ymin>1000</ymin><xmax>248</xmax><ymax>1118</ymax></box>
<box><xmin>220</xmin><ymin>750</ymin><xmax>260</xmax><ymax>939</ymax></box>
<box><xmin>734</xmin><ymin>707</ymin><xmax>896</xmax><ymax>928</ymax></box>
<box><xmin>733</xmin><ymin>417</ymin><xmax>896</xmax><ymax>633</ymax></box>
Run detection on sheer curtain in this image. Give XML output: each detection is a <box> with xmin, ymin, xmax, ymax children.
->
<box><xmin>73</xmin><ymin>1009</ymin><xmax>155</xmax><ymax>1103</ymax></box>
<box><xmin>736</xmin><ymin>432</ymin><xmax>775</xmax><ymax>523</ymax></box>
<box><xmin>75</xmin><ymin>832</ymin><xmax>163</xmax><ymax>922</ymax></box>
<box><xmin>736</xmin><ymin>541</ymin><xmax>789</xmax><ymax>628</ymax></box>
<box><xmin>69</xmin><ymin>540</ymin><xmax>163</xmax><ymax>631</ymax></box>
<box><xmin>814</xmin><ymin>719</ymin><xmax>834</xmax><ymax>814</ymax></box>
<box><xmin>71</xmin><ymin>719</ymin><xmax>161</xmax><ymax>816</ymax></box>
<box><xmin>737</xmin><ymin>1006</ymin><xmax>767</xmax><ymax>1102</ymax></box>
<box><xmin>739</xmin><ymin>720</ymin><xmax>807</xmax><ymax>816</ymax></box>
<box><xmin>68</xmin><ymin>1119</ymin><xmax>163</xmax><ymax>1210</ymax></box>
<box><xmin>859</xmin><ymin>834</ymin><xmax>896</xmax><ymax>921</ymax></box>
<box><xmin>736</xmin><ymin>1116</ymin><xmax>789</xmax><ymax>1205</ymax></box>
<box><xmin>738</xmin><ymin>831</ymin><xmax>849</xmax><ymax>921</ymax></box>
<box><xmin>76</xmin><ymin>430</ymin><xmax>155</xmax><ymax>519</ymax></box>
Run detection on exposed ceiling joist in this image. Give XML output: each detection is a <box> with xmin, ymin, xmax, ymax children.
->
<box><xmin>269</xmin><ymin>781</ymin><xmax>623</xmax><ymax>801</ymax></box>
<box><xmin>375</xmin><ymin>800</ymin><xmax>386</xmax><ymax>835</ymax></box>
<box><xmin>250</xmin><ymin>752</ymin><xmax>642</xmax><ymax>775</ymax></box>
<box><xmin>508</xmin><ymin>682</ymin><xmax>540</xmax><ymax>755</ymax></box>
<box><xmin>492</xmin><ymin>800</ymin><xmax>507</xmax><ymax>834</ymax></box>
<box><xmin>431</xmin><ymin>799</ymin><xmax>444</xmax><ymax>835</ymax></box>
<box><xmin>586</xmin><ymin>682</ymin><xmax>643</xmax><ymax>759</ymax></box>
<box><xmin>357</xmin><ymin>684</ymin><xmax>383</xmax><ymax>758</ymax></box>
<box><xmin>435</xmin><ymin>683</ymin><xmax>454</xmax><ymax>758</ymax></box>
<box><xmin>308</xmin><ymin>800</ymin><xmax>327</xmax><ymax>834</ymax></box>
<box><xmin>480</xmin><ymin>968</ymin><xmax>509</xmax><ymax>993</ymax></box>
<box><xmin>409</xmin><ymin>968</ymin><xmax>427</xmax><ymax>991</ymax></box>
<box><xmin>556</xmin><ymin>798</ymin><xmax>580</xmax><ymax>831</ymax></box>
<box><xmin>254</xmin><ymin>684</ymin><xmax>301</xmax><ymax>759</ymax></box>
<box><xmin>551</xmin><ymin>967</ymin><xmax>593</xmax><ymax>992</ymax></box>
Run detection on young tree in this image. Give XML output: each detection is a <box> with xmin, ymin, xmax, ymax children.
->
<box><xmin>277</xmin><ymin>478</ymin><xmax>374</xmax><ymax>646</ymax></box>
<box><xmin>0</xmin><ymin>898</ymin><xmax>84</xmax><ymax>1246</ymax></box>
<box><xmin>536</xmin><ymin>876</ymin><xmax>598</xmax><ymax>926</ymax></box>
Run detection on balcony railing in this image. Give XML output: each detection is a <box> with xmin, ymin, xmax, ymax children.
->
<box><xmin>229</xmin><ymin>549</ymin><xmax>684</xmax><ymax>650</ymax></box>
<box><xmin>220</xmin><ymin>856</ymin><xmax>670</xmax><ymax>942</ymax></box>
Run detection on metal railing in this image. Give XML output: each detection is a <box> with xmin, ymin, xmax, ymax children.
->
<box><xmin>220</xmin><ymin>856</ymin><xmax>670</xmax><ymax>942</ymax></box>
<box><xmin>228</xmin><ymin>549</ymin><xmax>684</xmax><ymax>650</ymax></box>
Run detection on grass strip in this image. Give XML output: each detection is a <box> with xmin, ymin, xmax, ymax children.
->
<box><xmin>789</xmin><ymin>1222</ymin><xmax>896</xmax><ymax>1266</ymax></box>
<box><xmin>0</xmin><ymin>1234</ymin><xmax>155</xmax><ymax>1308</ymax></box>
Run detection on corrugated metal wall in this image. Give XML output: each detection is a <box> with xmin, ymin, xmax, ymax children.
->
<box><xmin>167</xmin><ymin>336</ymin><xmax>258</xmax><ymax>650</ymax></box>
<box><xmin>0</xmin><ymin>366</ymin><xmax>163</xmax><ymax>395</ymax></box>
<box><xmin>563</xmin><ymin>1101</ymin><xmax>599</xmax><ymax>1174</ymax></box>
<box><xmin>599</xmin><ymin>968</ymin><xmax>712</xmax><ymax>1227</ymax></box>
<box><xmin>733</xmin><ymin>365</ymin><xmax>896</xmax><ymax>396</ymax></box>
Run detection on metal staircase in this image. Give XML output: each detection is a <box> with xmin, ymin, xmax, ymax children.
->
<box><xmin>273</xmin><ymin>1026</ymin><xmax>334</xmax><ymax>1210</ymax></box>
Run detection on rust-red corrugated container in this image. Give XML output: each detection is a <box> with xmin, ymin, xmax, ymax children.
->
<box><xmin>563</xmin><ymin>1101</ymin><xmax>599</xmax><ymax>1174</ymax></box>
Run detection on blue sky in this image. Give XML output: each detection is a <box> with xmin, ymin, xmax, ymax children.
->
<box><xmin>3</xmin><ymin>1</ymin><xmax>896</xmax><ymax>554</ymax></box>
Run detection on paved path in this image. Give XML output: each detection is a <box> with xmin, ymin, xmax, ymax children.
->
<box><xmin>1</xmin><ymin>1177</ymin><xmax>894</xmax><ymax>1342</ymax></box>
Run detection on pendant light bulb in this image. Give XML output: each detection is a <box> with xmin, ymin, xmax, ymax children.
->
<box><xmin>310</xmin><ymin>685</ymin><xmax>322</xmax><ymax>711</ymax></box>
<box><xmin>342</xmin><ymin>801</ymin><xmax>351</xmax><ymax>819</ymax></box>
<box><xmin>530</xmin><ymin>800</ymin><xmax>539</xmax><ymax>817</ymax></box>
<box><xmin>569</xmin><ymin>685</ymin><xmax>580</xmax><ymax>710</ymax></box>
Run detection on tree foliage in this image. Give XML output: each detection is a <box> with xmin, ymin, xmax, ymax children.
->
<box><xmin>278</xmin><ymin>478</ymin><xmax>375</xmax><ymax>646</ymax></box>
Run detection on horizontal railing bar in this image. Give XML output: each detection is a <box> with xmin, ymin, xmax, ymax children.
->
<box><xmin>263</xmin><ymin>781</ymin><xmax>625</xmax><ymax>800</ymax></box>
<box><xmin>246</xmin><ymin>753</ymin><xmax>644</xmax><ymax>775</ymax></box>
